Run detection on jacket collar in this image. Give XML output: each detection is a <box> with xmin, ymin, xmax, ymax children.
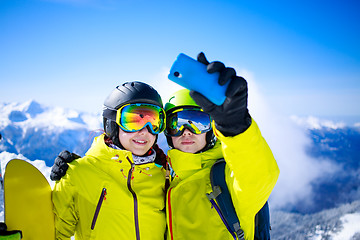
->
<box><xmin>86</xmin><ymin>134</ymin><xmax>134</xmax><ymax>163</ymax></box>
<box><xmin>167</xmin><ymin>141</ymin><xmax>223</xmax><ymax>179</ymax></box>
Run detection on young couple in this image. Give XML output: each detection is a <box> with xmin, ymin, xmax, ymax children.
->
<box><xmin>50</xmin><ymin>52</ymin><xmax>280</xmax><ymax>240</ymax></box>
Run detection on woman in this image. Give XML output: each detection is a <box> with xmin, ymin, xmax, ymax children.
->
<box><xmin>52</xmin><ymin>81</ymin><xmax>167</xmax><ymax>240</ymax></box>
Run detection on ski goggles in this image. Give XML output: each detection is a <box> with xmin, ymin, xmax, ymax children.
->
<box><xmin>165</xmin><ymin>107</ymin><xmax>212</xmax><ymax>137</ymax></box>
<box><xmin>116</xmin><ymin>103</ymin><xmax>166</xmax><ymax>135</ymax></box>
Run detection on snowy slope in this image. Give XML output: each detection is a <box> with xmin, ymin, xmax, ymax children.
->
<box><xmin>271</xmin><ymin>200</ymin><xmax>360</xmax><ymax>239</ymax></box>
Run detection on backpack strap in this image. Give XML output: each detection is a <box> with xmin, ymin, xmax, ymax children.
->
<box><xmin>206</xmin><ymin>159</ymin><xmax>245</xmax><ymax>240</ymax></box>
<box><xmin>254</xmin><ymin>201</ymin><xmax>271</xmax><ymax>240</ymax></box>
<box><xmin>207</xmin><ymin>159</ymin><xmax>271</xmax><ymax>240</ymax></box>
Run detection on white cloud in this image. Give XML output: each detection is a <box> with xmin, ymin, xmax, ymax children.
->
<box><xmin>150</xmin><ymin>67</ymin><xmax>185</xmax><ymax>105</ymax></box>
<box><xmin>239</xmin><ymin>69</ymin><xmax>340</xmax><ymax>210</ymax></box>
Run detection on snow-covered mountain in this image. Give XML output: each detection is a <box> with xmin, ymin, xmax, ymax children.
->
<box><xmin>289</xmin><ymin>116</ymin><xmax>360</xmax><ymax>214</ymax></box>
<box><xmin>271</xmin><ymin>200</ymin><xmax>360</xmax><ymax>240</ymax></box>
<box><xmin>0</xmin><ymin>100</ymin><xmax>359</xmax><ymax>239</ymax></box>
<box><xmin>0</xmin><ymin>100</ymin><xmax>102</xmax><ymax>165</ymax></box>
<box><xmin>0</xmin><ymin>100</ymin><xmax>170</xmax><ymax>166</ymax></box>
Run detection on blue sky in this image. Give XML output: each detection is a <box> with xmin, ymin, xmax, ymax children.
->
<box><xmin>1</xmin><ymin>0</ymin><xmax>359</xmax><ymax>121</ymax></box>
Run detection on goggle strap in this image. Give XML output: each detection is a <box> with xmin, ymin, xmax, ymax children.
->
<box><xmin>167</xmin><ymin>124</ymin><xmax>211</xmax><ymax>137</ymax></box>
<box><xmin>171</xmin><ymin>106</ymin><xmax>203</xmax><ymax>114</ymax></box>
<box><xmin>103</xmin><ymin>108</ymin><xmax>117</xmax><ymax>121</ymax></box>
<box><xmin>181</xmin><ymin>125</ymin><xmax>199</xmax><ymax>134</ymax></box>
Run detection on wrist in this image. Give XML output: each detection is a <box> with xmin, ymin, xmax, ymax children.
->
<box><xmin>214</xmin><ymin>112</ymin><xmax>252</xmax><ymax>136</ymax></box>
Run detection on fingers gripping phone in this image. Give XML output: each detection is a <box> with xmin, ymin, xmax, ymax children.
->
<box><xmin>168</xmin><ymin>53</ymin><xmax>229</xmax><ymax>105</ymax></box>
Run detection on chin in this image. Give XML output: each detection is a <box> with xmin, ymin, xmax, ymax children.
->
<box><xmin>134</xmin><ymin>151</ymin><xmax>147</xmax><ymax>156</ymax></box>
<box><xmin>179</xmin><ymin>148</ymin><xmax>196</xmax><ymax>154</ymax></box>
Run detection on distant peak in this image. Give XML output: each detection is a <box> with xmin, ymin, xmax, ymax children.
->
<box><xmin>24</xmin><ymin>100</ymin><xmax>45</xmax><ymax>117</ymax></box>
<box><xmin>9</xmin><ymin>110</ymin><xmax>28</xmax><ymax>122</ymax></box>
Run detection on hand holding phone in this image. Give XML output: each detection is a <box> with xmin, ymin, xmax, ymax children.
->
<box><xmin>168</xmin><ymin>53</ymin><xmax>229</xmax><ymax>105</ymax></box>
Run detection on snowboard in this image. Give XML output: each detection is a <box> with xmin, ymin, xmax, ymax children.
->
<box><xmin>4</xmin><ymin>159</ymin><xmax>55</xmax><ymax>239</ymax></box>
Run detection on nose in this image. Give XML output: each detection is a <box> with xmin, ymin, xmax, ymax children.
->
<box><xmin>138</xmin><ymin>127</ymin><xmax>150</xmax><ymax>134</ymax></box>
<box><xmin>182</xmin><ymin>129</ymin><xmax>193</xmax><ymax>136</ymax></box>
<box><xmin>138</xmin><ymin>126</ymin><xmax>156</xmax><ymax>135</ymax></box>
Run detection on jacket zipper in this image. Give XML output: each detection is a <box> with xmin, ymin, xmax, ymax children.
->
<box><xmin>167</xmin><ymin>187</ymin><xmax>174</xmax><ymax>240</ymax></box>
<box><xmin>127</xmin><ymin>157</ymin><xmax>140</xmax><ymax>240</ymax></box>
<box><xmin>91</xmin><ymin>187</ymin><xmax>107</xmax><ymax>230</ymax></box>
<box><xmin>209</xmin><ymin>198</ymin><xmax>237</xmax><ymax>239</ymax></box>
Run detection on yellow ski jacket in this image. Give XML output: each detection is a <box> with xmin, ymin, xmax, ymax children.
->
<box><xmin>166</xmin><ymin>120</ymin><xmax>280</xmax><ymax>240</ymax></box>
<box><xmin>52</xmin><ymin>134</ymin><xmax>167</xmax><ymax>240</ymax></box>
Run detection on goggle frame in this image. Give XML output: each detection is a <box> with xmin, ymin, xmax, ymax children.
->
<box><xmin>165</xmin><ymin>107</ymin><xmax>212</xmax><ymax>137</ymax></box>
<box><xmin>116</xmin><ymin>103</ymin><xmax>166</xmax><ymax>135</ymax></box>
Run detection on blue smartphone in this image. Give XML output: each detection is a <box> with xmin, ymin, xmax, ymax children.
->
<box><xmin>168</xmin><ymin>53</ymin><xmax>229</xmax><ymax>105</ymax></box>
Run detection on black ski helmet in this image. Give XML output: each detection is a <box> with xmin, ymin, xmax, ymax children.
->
<box><xmin>102</xmin><ymin>81</ymin><xmax>163</xmax><ymax>148</ymax></box>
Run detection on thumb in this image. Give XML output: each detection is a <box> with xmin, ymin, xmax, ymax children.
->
<box><xmin>197</xmin><ymin>52</ymin><xmax>210</xmax><ymax>65</ymax></box>
<box><xmin>189</xmin><ymin>90</ymin><xmax>216</xmax><ymax>111</ymax></box>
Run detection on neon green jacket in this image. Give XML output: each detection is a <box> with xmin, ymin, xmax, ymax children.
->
<box><xmin>166</xmin><ymin>120</ymin><xmax>280</xmax><ymax>240</ymax></box>
<box><xmin>52</xmin><ymin>134</ymin><xmax>167</xmax><ymax>240</ymax></box>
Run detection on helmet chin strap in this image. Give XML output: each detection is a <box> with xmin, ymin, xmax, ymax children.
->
<box><xmin>198</xmin><ymin>131</ymin><xmax>217</xmax><ymax>153</ymax></box>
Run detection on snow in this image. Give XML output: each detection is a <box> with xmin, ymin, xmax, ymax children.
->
<box><xmin>0</xmin><ymin>100</ymin><xmax>102</xmax><ymax>165</ymax></box>
<box><xmin>310</xmin><ymin>225</ymin><xmax>325</xmax><ymax>240</ymax></box>
<box><xmin>0</xmin><ymin>100</ymin><xmax>101</xmax><ymax>132</ymax></box>
<box><xmin>330</xmin><ymin>213</ymin><xmax>360</xmax><ymax>240</ymax></box>
<box><xmin>0</xmin><ymin>152</ymin><xmax>51</xmax><ymax>184</ymax></box>
<box><xmin>0</xmin><ymin>152</ymin><xmax>53</xmax><ymax>222</ymax></box>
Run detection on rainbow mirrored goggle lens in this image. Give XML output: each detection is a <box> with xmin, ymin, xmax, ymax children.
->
<box><xmin>165</xmin><ymin>108</ymin><xmax>212</xmax><ymax>137</ymax></box>
<box><xmin>116</xmin><ymin>103</ymin><xmax>166</xmax><ymax>135</ymax></box>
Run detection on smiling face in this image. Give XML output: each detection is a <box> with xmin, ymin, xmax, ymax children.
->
<box><xmin>118</xmin><ymin>127</ymin><xmax>156</xmax><ymax>156</ymax></box>
<box><xmin>171</xmin><ymin>129</ymin><xmax>207</xmax><ymax>153</ymax></box>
